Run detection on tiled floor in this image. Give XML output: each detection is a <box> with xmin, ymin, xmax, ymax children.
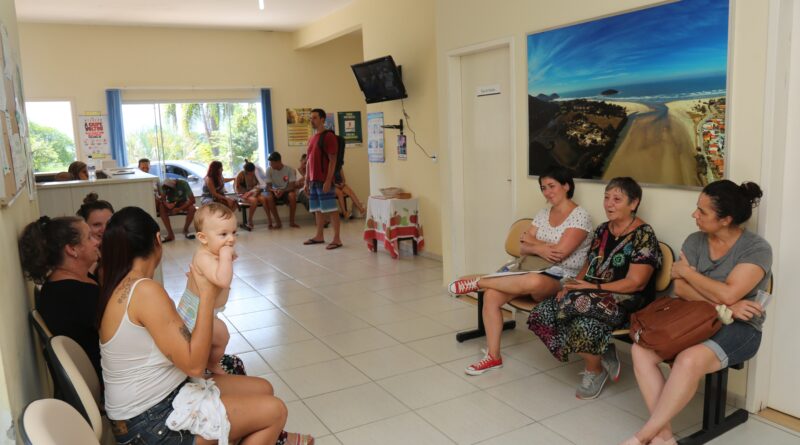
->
<box><xmin>161</xmin><ymin>221</ymin><xmax>800</xmax><ymax>445</ymax></box>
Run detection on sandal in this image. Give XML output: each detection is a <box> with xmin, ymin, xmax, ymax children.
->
<box><xmin>183</xmin><ymin>232</ymin><xmax>196</xmax><ymax>240</ymax></box>
<box><xmin>161</xmin><ymin>236</ymin><xmax>175</xmax><ymax>243</ymax></box>
<box><xmin>277</xmin><ymin>431</ymin><xmax>314</xmax><ymax>445</ymax></box>
<box><xmin>303</xmin><ymin>238</ymin><xmax>325</xmax><ymax>245</ymax></box>
<box><xmin>326</xmin><ymin>242</ymin><xmax>343</xmax><ymax>250</ymax></box>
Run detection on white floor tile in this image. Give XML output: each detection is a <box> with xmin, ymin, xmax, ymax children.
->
<box><xmin>376</xmin><ymin>317</ymin><xmax>452</xmax><ymax>342</ymax></box>
<box><xmin>257</xmin><ymin>339</ymin><xmax>339</xmax><ymax>371</ymax></box>
<box><xmin>297</xmin><ymin>314</ymin><xmax>370</xmax><ymax>337</ymax></box>
<box><xmin>321</xmin><ymin>327</ymin><xmax>400</xmax><ymax>356</ymax></box>
<box><xmin>476</xmin><ymin>423</ymin><xmax>574</xmax><ymax>445</ymax></box>
<box><xmin>545</xmin><ymin>360</ymin><xmax>638</xmax><ymax>400</ymax></box>
<box><xmin>226</xmin><ymin>332</ymin><xmax>254</xmax><ymax>354</ymax></box>
<box><xmin>305</xmin><ymin>383</ymin><xmax>409</xmax><ymax>433</ymax></box>
<box><xmin>416</xmin><ymin>392</ymin><xmax>532</xmax><ymax>444</ymax></box>
<box><xmin>226</xmin><ymin>308</ymin><xmax>294</xmax><ymax>332</ymax></box>
<box><xmin>264</xmin><ymin>288</ymin><xmax>325</xmax><ymax>307</ymax></box>
<box><xmin>377</xmin><ymin>366</ymin><xmax>477</xmax><ymax>409</ymax></box>
<box><xmin>335</xmin><ymin>412</ymin><xmax>454</xmax><ymax>445</ymax></box>
<box><xmin>235</xmin><ymin>351</ymin><xmax>273</xmax><ymax>376</ymax></box>
<box><xmin>406</xmin><ymin>333</ymin><xmax>483</xmax><ymax>363</ymax></box>
<box><xmin>486</xmin><ymin>373</ymin><xmax>588</xmax><ymax>420</ymax></box>
<box><xmin>284</xmin><ymin>400</ymin><xmax>331</xmax><ymax>439</ymax></box>
<box><xmin>540</xmin><ymin>401</ymin><xmax>648</xmax><ymax>445</ymax></box>
<box><xmin>222</xmin><ymin>296</ymin><xmax>275</xmax><ymax>316</ymax></box>
<box><xmin>346</xmin><ymin>344</ymin><xmax>435</xmax><ymax>380</ymax></box>
<box><xmin>351</xmin><ymin>304</ymin><xmax>421</xmax><ymax>325</ymax></box>
<box><xmin>240</xmin><ymin>322</ymin><xmax>314</xmax><ymax>349</ymax></box>
<box><xmin>278</xmin><ymin>359</ymin><xmax>370</xmax><ymax>398</ymax></box>
<box><xmin>400</xmin><ymin>294</ymin><xmax>472</xmax><ymax>314</ymax></box>
<box><xmin>705</xmin><ymin>417</ymin><xmax>800</xmax><ymax>444</ymax></box>
<box><xmin>502</xmin><ymin>339</ymin><xmax>578</xmax><ymax>370</ymax></box>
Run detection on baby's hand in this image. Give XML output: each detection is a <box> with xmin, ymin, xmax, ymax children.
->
<box><xmin>219</xmin><ymin>245</ymin><xmax>236</xmax><ymax>261</ymax></box>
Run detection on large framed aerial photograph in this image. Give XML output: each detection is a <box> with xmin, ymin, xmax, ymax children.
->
<box><xmin>527</xmin><ymin>0</ymin><xmax>730</xmax><ymax>187</ymax></box>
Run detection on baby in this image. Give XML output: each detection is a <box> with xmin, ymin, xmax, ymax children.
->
<box><xmin>177</xmin><ymin>202</ymin><xmax>237</xmax><ymax>374</ymax></box>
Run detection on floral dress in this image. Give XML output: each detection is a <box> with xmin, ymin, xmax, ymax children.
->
<box><xmin>527</xmin><ymin>222</ymin><xmax>661</xmax><ymax>361</ymax></box>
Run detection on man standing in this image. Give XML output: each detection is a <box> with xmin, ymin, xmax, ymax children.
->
<box><xmin>158</xmin><ymin>178</ymin><xmax>196</xmax><ymax>241</ymax></box>
<box><xmin>264</xmin><ymin>152</ymin><xmax>299</xmax><ymax>229</ymax></box>
<box><xmin>303</xmin><ymin>108</ymin><xmax>342</xmax><ymax>249</ymax></box>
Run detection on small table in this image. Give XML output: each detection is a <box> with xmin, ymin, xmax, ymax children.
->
<box><xmin>363</xmin><ymin>196</ymin><xmax>424</xmax><ymax>258</ymax></box>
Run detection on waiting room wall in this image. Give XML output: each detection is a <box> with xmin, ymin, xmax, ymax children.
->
<box><xmin>17</xmin><ymin>23</ymin><xmax>370</xmax><ymax>208</ymax></box>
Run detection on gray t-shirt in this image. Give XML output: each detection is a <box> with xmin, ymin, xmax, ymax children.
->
<box><xmin>682</xmin><ymin>230</ymin><xmax>772</xmax><ymax>330</ymax></box>
<box><xmin>265</xmin><ymin>165</ymin><xmax>296</xmax><ymax>191</ymax></box>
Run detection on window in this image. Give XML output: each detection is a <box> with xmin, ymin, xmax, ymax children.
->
<box><xmin>26</xmin><ymin>101</ymin><xmax>77</xmax><ymax>172</ymax></box>
<box><xmin>122</xmin><ymin>101</ymin><xmax>263</xmax><ymax>174</ymax></box>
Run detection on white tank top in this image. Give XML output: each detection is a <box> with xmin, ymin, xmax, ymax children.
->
<box><xmin>101</xmin><ymin>278</ymin><xmax>187</xmax><ymax>420</ymax></box>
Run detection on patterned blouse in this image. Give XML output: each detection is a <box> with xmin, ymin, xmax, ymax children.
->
<box><xmin>583</xmin><ymin>222</ymin><xmax>662</xmax><ymax>310</ymax></box>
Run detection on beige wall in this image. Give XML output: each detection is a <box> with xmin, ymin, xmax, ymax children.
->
<box><xmin>17</xmin><ymin>23</ymin><xmax>371</xmax><ymax>205</ymax></box>
<box><xmin>0</xmin><ymin>0</ymin><xmax>45</xmax><ymax>437</ymax></box>
<box><xmin>296</xmin><ymin>0</ymin><xmax>443</xmax><ymax>258</ymax></box>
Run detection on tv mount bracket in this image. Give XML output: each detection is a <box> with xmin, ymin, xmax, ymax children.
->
<box><xmin>381</xmin><ymin>119</ymin><xmax>404</xmax><ymax>135</ymax></box>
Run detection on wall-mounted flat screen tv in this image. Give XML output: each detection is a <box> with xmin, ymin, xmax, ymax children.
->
<box><xmin>351</xmin><ymin>56</ymin><xmax>408</xmax><ymax>104</ymax></box>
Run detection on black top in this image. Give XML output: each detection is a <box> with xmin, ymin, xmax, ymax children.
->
<box><xmin>37</xmin><ymin>278</ymin><xmax>101</xmax><ymax>380</ymax></box>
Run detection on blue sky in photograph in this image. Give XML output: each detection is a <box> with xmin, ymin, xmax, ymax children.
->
<box><xmin>527</xmin><ymin>0</ymin><xmax>729</xmax><ymax>97</ymax></box>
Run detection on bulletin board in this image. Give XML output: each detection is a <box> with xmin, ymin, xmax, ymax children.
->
<box><xmin>0</xmin><ymin>22</ymin><xmax>32</xmax><ymax>207</ymax></box>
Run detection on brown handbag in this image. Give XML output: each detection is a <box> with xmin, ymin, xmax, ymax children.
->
<box><xmin>629</xmin><ymin>297</ymin><xmax>722</xmax><ymax>360</ymax></box>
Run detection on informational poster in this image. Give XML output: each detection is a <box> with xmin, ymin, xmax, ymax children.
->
<box><xmin>324</xmin><ymin>113</ymin><xmax>335</xmax><ymax>131</ymax></box>
<box><xmin>397</xmin><ymin>134</ymin><xmax>407</xmax><ymax>160</ymax></box>
<box><xmin>0</xmin><ymin>22</ymin><xmax>32</xmax><ymax>206</ymax></box>
<box><xmin>286</xmin><ymin>107</ymin><xmax>313</xmax><ymax>146</ymax></box>
<box><xmin>337</xmin><ymin>111</ymin><xmax>362</xmax><ymax>145</ymax></box>
<box><xmin>367</xmin><ymin>112</ymin><xmax>385</xmax><ymax>163</ymax></box>
<box><xmin>78</xmin><ymin>114</ymin><xmax>111</xmax><ymax>158</ymax></box>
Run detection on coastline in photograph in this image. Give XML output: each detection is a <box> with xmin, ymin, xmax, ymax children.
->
<box><xmin>527</xmin><ymin>0</ymin><xmax>729</xmax><ymax>187</ymax></box>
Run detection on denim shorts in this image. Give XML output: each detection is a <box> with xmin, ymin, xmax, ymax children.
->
<box><xmin>701</xmin><ymin>321</ymin><xmax>762</xmax><ymax>368</ymax></box>
<box><xmin>110</xmin><ymin>380</ymin><xmax>195</xmax><ymax>445</ymax></box>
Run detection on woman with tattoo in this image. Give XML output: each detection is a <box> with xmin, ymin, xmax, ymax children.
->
<box><xmin>98</xmin><ymin>207</ymin><xmax>313</xmax><ymax>445</ymax></box>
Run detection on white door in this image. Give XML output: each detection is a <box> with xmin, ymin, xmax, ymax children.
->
<box><xmin>460</xmin><ymin>46</ymin><xmax>513</xmax><ymax>274</ymax></box>
<box><xmin>767</xmin><ymin>0</ymin><xmax>800</xmax><ymax>417</ymax></box>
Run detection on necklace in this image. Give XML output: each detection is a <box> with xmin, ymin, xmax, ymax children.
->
<box><xmin>609</xmin><ymin>217</ymin><xmax>636</xmax><ymax>241</ymax></box>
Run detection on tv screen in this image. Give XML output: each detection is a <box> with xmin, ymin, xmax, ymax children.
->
<box><xmin>351</xmin><ymin>56</ymin><xmax>408</xmax><ymax>104</ymax></box>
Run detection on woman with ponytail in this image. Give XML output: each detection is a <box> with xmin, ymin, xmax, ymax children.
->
<box><xmin>623</xmin><ymin>180</ymin><xmax>772</xmax><ymax>445</ymax></box>
<box><xmin>18</xmin><ymin>215</ymin><xmax>102</xmax><ymax>378</ymax></box>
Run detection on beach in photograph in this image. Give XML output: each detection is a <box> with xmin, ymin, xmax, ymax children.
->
<box><xmin>600</xmin><ymin>100</ymin><xmax>701</xmax><ymax>186</ymax></box>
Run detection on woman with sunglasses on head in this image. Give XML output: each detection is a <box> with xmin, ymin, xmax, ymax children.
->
<box><xmin>449</xmin><ymin>167</ymin><xmax>594</xmax><ymax>376</ymax></box>
<box><xmin>528</xmin><ymin>177</ymin><xmax>661</xmax><ymax>400</ymax></box>
<box><xmin>621</xmin><ymin>180</ymin><xmax>770</xmax><ymax>445</ymax></box>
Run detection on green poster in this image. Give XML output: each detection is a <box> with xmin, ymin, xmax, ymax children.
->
<box><xmin>337</xmin><ymin>111</ymin><xmax>362</xmax><ymax>145</ymax></box>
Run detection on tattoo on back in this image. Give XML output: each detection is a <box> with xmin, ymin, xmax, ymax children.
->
<box><xmin>180</xmin><ymin>325</ymin><xmax>192</xmax><ymax>342</ymax></box>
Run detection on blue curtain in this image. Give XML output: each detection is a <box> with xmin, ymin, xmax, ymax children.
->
<box><xmin>106</xmin><ymin>89</ymin><xmax>127</xmax><ymax>167</ymax></box>
<box><xmin>260</xmin><ymin>88</ymin><xmax>274</xmax><ymax>155</ymax></box>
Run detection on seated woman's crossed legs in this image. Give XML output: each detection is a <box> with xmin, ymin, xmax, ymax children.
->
<box><xmin>464</xmin><ymin>273</ymin><xmax>561</xmax><ymax>375</ymax></box>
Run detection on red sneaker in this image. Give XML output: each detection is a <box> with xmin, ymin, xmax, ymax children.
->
<box><xmin>448</xmin><ymin>277</ymin><xmax>480</xmax><ymax>295</ymax></box>
<box><xmin>465</xmin><ymin>353</ymin><xmax>503</xmax><ymax>375</ymax></box>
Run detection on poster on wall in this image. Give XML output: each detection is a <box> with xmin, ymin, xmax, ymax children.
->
<box><xmin>324</xmin><ymin>113</ymin><xmax>335</xmax><ymax>131</ymax></box>
<box><xmin>367</xmin><ymin>112</ymin><xmax>385</xmax><ymax>163</ymax></box>
<box><xmin>78</xmin><ymin>114</ymin><xmax>111</xmax><ymax>158</ymax></box>
<box><xmin>527</xmin><ymin>0</ymin><xmax>729</xmax><ymax>187</ymax></box>
<box><xmin>397</xmin><ymin>134</ymin><xmax>407</xmax><ymax>160</ymax></box>
<box><xmin>286</xmin><ymin>107</ymin><xmax>312</xmax><ymax>146</ymax></box>
<box><xmin>337</xmin><ymin>111</ymin><xmax>363</xmax><ymax>145</ymax></box>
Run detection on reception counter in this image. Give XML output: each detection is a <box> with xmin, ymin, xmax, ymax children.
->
<box><xmin>36</xmin><ymin>169</ymin><xmax>158</xmax><ymax>218</ymax></box>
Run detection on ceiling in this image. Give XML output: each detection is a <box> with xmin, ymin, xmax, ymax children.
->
<box><xmin>14</xmin><ymin>0</ymin><xmax>354</xmax><ymax>32</ymax></box>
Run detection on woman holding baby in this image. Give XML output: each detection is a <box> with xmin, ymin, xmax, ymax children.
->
<box><xmin>99</xmin><ymin>206</ymin><xmax>313</xmax><ymax>444</ymax></box>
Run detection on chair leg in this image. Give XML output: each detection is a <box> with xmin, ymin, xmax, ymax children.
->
<box><xmin>456</xmin><ymin>290</ymin><xmax>516</xmax><ymax>342</ymax></box>
<box><xmin>677</xmin><ymin>368</ymin><xmax>749</xmax><ymax>445</ymax></box>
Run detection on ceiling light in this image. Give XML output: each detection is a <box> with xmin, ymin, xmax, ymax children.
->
<box><xmin>258</xmin><ymin>0</ymin><xmax>264</xmax><ymax>10</ymax></box>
